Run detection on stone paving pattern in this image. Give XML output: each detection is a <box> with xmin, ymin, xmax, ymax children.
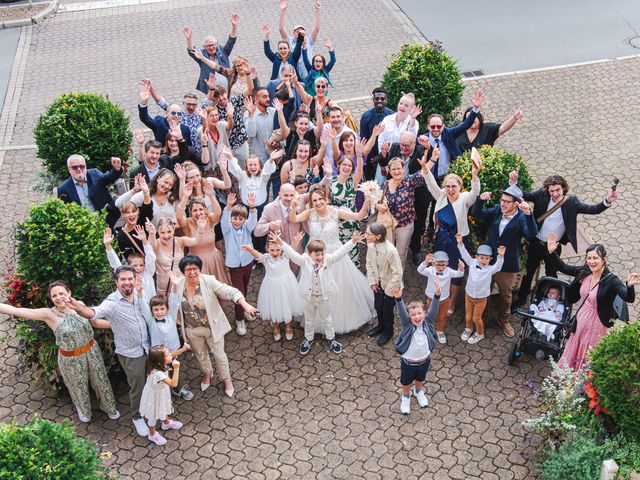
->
<box><xmin>0</xmin><ymin>0</ymin><xmax>639</xmax><ymax>478</ymax></box>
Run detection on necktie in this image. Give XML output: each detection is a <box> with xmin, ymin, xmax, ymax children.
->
<box><xmin>285</xmin><ymin>207</ymin><xmax>291</xmax><ymax>220</ymax></box>
<box><xmin>433</xmin><ymin>138</ymin><xmax>440</xmax><ymax>176</ymax></box>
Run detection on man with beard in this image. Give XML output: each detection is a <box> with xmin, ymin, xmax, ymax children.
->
<box><xmin>360</xmin><ymin>87</ymin><xmax>394</xmax><ymax>180</ymax></box>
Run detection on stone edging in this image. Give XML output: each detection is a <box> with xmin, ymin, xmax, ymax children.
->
<box><xmin>0</xmin><ymin>1</ymin><xmax>58</xmax><ymax>29</ymax></box>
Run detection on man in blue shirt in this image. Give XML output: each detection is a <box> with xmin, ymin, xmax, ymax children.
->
<box><xmin>360</xmin><ymin>88</ymin><xmax>394</xmax><ymax>180</ymax></box>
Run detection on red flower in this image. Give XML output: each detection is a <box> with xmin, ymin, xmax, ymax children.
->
<box><xmin>585</xmin><ymin>377</ymin><xmax>608</xmax><ymax>415</ymax></box>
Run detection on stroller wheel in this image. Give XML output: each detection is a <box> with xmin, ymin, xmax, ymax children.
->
<box><xmin>507</xmin><ymin>342</ymin><xmax>519</xmax><ymax>365</ymax></box>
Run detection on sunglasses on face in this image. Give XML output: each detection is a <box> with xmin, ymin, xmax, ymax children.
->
<box><xmin>429</xmin><ymin>125</ymin><xmax>443</xmax><ymax>130</ymax></box>
<box><xmin>70</xmin><ymin>165</ymin><xmax>86</xmax><ymax>171</ymax></box>
<box><xmin>169</xmin><ymin>111</ymin><xmax>180</xmax><ymax>116</ymax></box>
<box><xmin>316</xmin><ymin>85</ymin><xmax>327</xmax><ymax>89</ymax></box>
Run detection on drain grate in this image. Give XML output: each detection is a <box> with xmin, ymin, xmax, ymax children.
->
<box><xmin>625</xmin><ymin>35</ymin><xmax>640</xmax><ymax>49</ymax></box>
<box><xmin>462</xmin><ymin>70</ymin><xmax>485</xmax><ymax>78</ymax></box>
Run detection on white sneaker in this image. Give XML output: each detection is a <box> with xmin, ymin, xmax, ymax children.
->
<box><xmin>400</xmin><ymin>394</ymin><xmax>411</xmax><ymax>415</ymax></box>
<box><xmin>467</xmin><ymin>333</ymin><xmax>485</xmax><ymax>344</ymax></box>
<box><xmin>133</xmin><ymin>418</ymin><xmax>150</xmax><ymax>436</ymax></box>
<box><xmin>436</xmin><ymin>331</ymin><xmax>447</xmax><ymax>344</ymax></box>
<box><xmin>413</xmin><ymin>388</ymin><xmax>429</xmax><ymax>408</ymax></box>
<box><xmin>460</xmin><ymin>329</ymin><xmax>473</xmax><ymax>342</ymax></box>
<box><xmin>76</xmin><ymin>407</ymin><xmax>90</xmax><ymax>423</ymax></box>
<box><xmin>107</xmin><ymin>410</ymin><xmax>121</xmax><ymax>420</ymax></box>
<box><xmin>236</xmin><ymin>320</ymin><xmax>247</xmax><ymax>336</ymax></box>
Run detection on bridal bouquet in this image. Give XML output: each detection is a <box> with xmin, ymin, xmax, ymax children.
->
<box><xmin>358</xmin><ymin>181</ymin><xmax>383</xmax><ymax>214</ymax></box>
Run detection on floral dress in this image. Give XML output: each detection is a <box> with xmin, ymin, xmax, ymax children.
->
<box><xmin>55</xmin><ymin>311</ymin><xmax>118</xmax><ymax>420</ymax></box>
<box><xmin>330</xmin><ymin>176</ymin><xmax>361</xmax><ymax>265</ymax></box>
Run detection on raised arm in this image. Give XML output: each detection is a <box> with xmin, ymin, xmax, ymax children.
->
<box><xmin>278</xmin><ymin>0</ymin><xmax>288</xmax><ymax>39</ymax></box>
<box><xmin>182</xmin><ymin>26</ymin><xmax>195</xmax><ymax>53</ymax></box>
<box><xmin>311</xmin><ymin>0</ymin><xmax>321</xmax><ymax>42</ymax></box>
<box><xmin>498</xmin><ymin>107</ymin><xmax>523</xmax><ymax>137</ymax></box>
<box><xmin>0</xmin><ymin>303</ymin><xmax>57</xmax><ymax>324</ymax></box>
<box><xmin>263</xmin><ymin>24</ymin><xmax>276</xmax><ymax>62</ymax></box>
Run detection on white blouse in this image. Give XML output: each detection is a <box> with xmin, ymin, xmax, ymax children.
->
<box><xmin>228</xmin><ymin>157</ymin><xmax>276</xmax><ymax>206</ymax></box>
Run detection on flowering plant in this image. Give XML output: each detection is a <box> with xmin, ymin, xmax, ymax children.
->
<box><xmin>357</xmin><ymin>181</ymin><xmax>382</xmax><ymax>214</ymax></box>
<box><xmin>584</xmin><ymin>372</ymin><xmax>608</xmax><ymax>415</ymax></box>
<box><xmin>523</xmin><ymin>359</ymin><xmax>590</xmax><ymax>447</ymax></box>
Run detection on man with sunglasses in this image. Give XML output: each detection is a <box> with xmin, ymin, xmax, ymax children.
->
<box><xmin>418</xmin><ymin>90</ymin><xmax>485</xmax><ymax>238</ymax></box>
<box><xmin>57</xmin><ymin>154</ymin><xmax>122</xmax><ymax>229</ymax></box>
<box><xmin>138</xmin><ymin>80</ymin><xmax>192</xmax><ymax>148</ymax></box>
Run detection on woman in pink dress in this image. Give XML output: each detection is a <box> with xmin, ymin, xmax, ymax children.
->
<box><xmin>546</xmin><ymin>233</ymin><xmax>639</xmax><ymax>370</ymax></box>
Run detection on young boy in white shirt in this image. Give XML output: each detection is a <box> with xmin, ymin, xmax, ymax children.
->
<box><xmin>417</xmin><ymin>250</ymin><xmax>465</xmax><ymax>345</ymax></box>
<box><xmin>456</xmin><ymin>233</ymin><xmax>506</xmax><ymax>344</ymax></box>
<box><xmin>273</xmin><ymin>231</ymin><xmax>366</xmax><ymax>356</ymax></box>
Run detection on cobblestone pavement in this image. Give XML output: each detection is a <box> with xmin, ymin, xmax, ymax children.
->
<box><xmin>0</xmin><ymin>0</ymin><xmax>639</xmax><ymax>478</ymax></box>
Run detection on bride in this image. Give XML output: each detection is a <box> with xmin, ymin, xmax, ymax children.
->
<box><xmin>290</xmin><ymin>184</ymin><xmax>376</xmax><ymax>333</ymax></box>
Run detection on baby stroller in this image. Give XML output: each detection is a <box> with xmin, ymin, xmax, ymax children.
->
<box><xmin>507</xmin><ymin>276</ymin><xmax>572</xmax><ymax>365</ymax></box>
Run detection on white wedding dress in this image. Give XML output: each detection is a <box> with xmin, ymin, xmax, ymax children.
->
<box><xmin>308</xmin><ymin>208</ymin><xmax>376</xmax><ymax>334</ymax></box>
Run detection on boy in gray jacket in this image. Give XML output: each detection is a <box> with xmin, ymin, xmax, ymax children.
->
<box><xmin>392</xmin><ymin>281</ymin><xmax>441</xmax><ymax>415</ymax></box>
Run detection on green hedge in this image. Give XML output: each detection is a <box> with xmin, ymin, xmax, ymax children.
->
<box><xmin>589</xmin><ymin>320</ymin><xmax>640</xmax><ymax>441</ymax></box>
<box><xmin>381</xmin><ymin>42</ymin><xmax>465</xmax><ymax>127</ymax></box>
<box><xmin>34</xmin><ymin>92</ymin><xmax>131</xmax><ymax>182</ymax></box>
<box><xmin>0</xmin><ymin>417</ymin><xmax>112</xmax><ymax>480</ymax></box>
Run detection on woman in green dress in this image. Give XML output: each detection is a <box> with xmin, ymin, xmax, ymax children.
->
<box><xmin>326</xmin><ymin>133</ymin><xmax>365</xmax><ymax>265</ymax></box>
<box><xmin>0</xmin><ymin>280</ymin><xmax>119</xmax><ymax>423</ymax></box>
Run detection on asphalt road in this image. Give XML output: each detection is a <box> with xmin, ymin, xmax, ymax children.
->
<box><xmin>394</xmin><ymin>0</ymin><xmax>640</xmax><ymax>75</ymax></box>
<box><xmin>0</xmin><ymin>28</ymin><xmax>19</xmax><ymax>117</ymax></box>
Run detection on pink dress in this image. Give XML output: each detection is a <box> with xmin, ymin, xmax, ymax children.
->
<box><xmin>559</xmin><ymin>278</ymin><xmax>608</xmax><ymax>370</ymax></box>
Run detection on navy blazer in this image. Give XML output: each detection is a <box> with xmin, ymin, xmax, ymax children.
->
<box><xmin>263</xmin><ymin>35</ymin><xmax>303</xmax><ymax>81</ymax></box>
<box><xmin>471</xmin><ymin>198</ymin><xmax>538</xmax><ymax>273</ymax></box>
<box><xmin>57</xmin><ymin>168</ymin><xmax>121</xmax><ymax>228</ymax></box>
<box><xmin>187</xmin><ymin>36</ymin><xmax>236</xmax><ymax>94</ymax></box>
<box><xmin>436</xmin><ymin>109</ymin><xmax>478</xmax><ymax>165</ymax></box>
<box><xmin>522</xmin><ymin>188</ymin><xmax>609</xmax><ymax>252</ymax></box>
<box><xmin>138</xmin><ymin>105</ymin><xmax>192</xmax><ymax>147</ymax></box>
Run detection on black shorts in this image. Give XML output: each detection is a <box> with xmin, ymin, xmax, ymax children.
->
<box><xmin>400</xmin><ymin>357</ymin><xmax>431</xmax><ymax>385</ymax></box>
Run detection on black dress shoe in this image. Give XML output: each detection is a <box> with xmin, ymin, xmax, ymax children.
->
<box><xmin>411</xmin><ymin>252</ymin><xmax>422</xmax><ymax>266</ymax></box>
<box><xmin>377</xmin><ymin>333</ymin><xmax>392</xmax><ymax>346</ymax></box>
<box><xmin>367</xmin><ymin>325</ymin><xmax>383</xmax><ymax>337</ymax></box>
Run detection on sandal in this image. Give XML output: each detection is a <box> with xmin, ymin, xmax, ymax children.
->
<box><xmin>284</xmin><ymin>323</ymin><xmax>294</xmax><ymax>341</ymax></box>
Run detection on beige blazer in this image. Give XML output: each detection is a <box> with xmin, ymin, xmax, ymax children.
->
<box><xmin>176</xmin><ymin>274</ymin><xmax>243</xmax><ymax>343</ymax></box>
<box><xmin>366</xmin><ymin>240</ymin><xmax>404</xmax><ymax>296</ymax></box>
<box><xmin>254</xmin><ymin>198</ymin><xmax>307</xmax><ymax>248</ymax></box>
<box><xmin>424</xmin><ymin>170</ymin><xmax>480</xmax><ymax>236</ymax></box>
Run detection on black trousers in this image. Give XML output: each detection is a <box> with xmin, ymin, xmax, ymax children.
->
<box><xmin>374</xmin><ymin>287</ymin><xmax>396</xmax><ymax>335</ymax></box>
<box><xmin>517</xmin><ymin>238</ymin><xmax>562</xmax><ymax>304</ymax></box>
<box><xmin>410</xmin><ymin>196</ymin><xmax>431</xmax><ymax>254</ymax></box>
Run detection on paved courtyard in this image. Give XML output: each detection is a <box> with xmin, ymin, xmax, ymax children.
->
<box><xmin>0</xmin><ymin>0</ymin><xmax>639</xmax><ymax>479</ymax></box>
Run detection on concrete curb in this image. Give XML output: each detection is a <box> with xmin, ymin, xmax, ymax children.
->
<box><xmin>0</xmin><ymin>1</ymin><xmax>58</xmax><ymax>29</ymax></box>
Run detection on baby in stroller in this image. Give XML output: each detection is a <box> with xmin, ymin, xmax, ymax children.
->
<box><xmin>529</xmin><ymin>286</ymin><xmax>565</xmax><ymax>340</ymax></box>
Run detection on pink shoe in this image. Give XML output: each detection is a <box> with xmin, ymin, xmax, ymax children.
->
<box><xmin>148</xmin><ymin>431</ymin><xmax>167</xmax><ymax>446</ymax></box>
<box><xmin>161</xmin><ymin>419</ymin><xmax>183</xmax><ymax>431</ymax></box>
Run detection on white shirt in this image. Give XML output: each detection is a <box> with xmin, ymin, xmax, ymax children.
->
<box><xmin>537</xmin><ymin>197</ymin><xmax>566</xmax><ymax>242</ymax></box>
<box><xmin>458</xmin><ymin>244</ymin><xmax>504</xmax><ymax>299</ymax></box>
<box><xmin>402</xmin><ymin>328</ymin><xmax>430</xmax><ymax>362</ymax></box>
<box><xmin>244</xmin><ymin>107</ymin><xmax>276</xmax><ymax>164</ymax></box>
<box><xmin>74</xmin><ymin>180</ymin><xmax>95</xmax><ymax>211</ymax></box>
<box><xmin>499</xmin><ymin>213</ymin><xmax>516</xmax><ymax>236</ymax></box>
<box><xmin>377</xmin><ymin>113</ymin><xmax>419</xmax><ymax>149</ymax></box>
<box><xmin>416</xmin><ymin>264</ymin><xmax>464</xmax><ymax>300</ymax></box>
<box><xmin>228</xmin><ymin>156</ymin><xmax>276</xmax><ymax>206</ymax></box>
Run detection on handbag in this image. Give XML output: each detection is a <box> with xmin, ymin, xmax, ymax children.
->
<box><xmin>367</xmin><ymin>182</ymin><xmax>398</xmax><ymax>239</ymax></box>
<box><xmin>567</xmin><ymin>273</ymin><xmax>609</xmax><ymax>333</ymax></box>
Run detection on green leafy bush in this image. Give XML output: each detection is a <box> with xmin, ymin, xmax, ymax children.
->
<box><xmin>34</xmin><ymin>92</ymin><xmax>132</xmax><ymax>182</ymax></box>
<box><xmin>9</xmin><ymin>198</ymin><xmax>116</xmax><ymax>390</ymax></box>
<box><xmin>16</xmin><ymin>198</ymin><xmax>112</xmax><ymax>304</ymax></box>
<box><xmin>589</xmin><ymin>320</ymin><xmax>640</xmax><ymax>441</ymax></box>
<box><xmin>381</xmin><ymin>42</ymin><xmax>465</xmax><ymax>126</ymax></box>
<box><xmin>540</xmin><ymin>434</ymin><xmax>640</xmax><ymax>480</ymax></box>
<box><xmin>0</xmin><ymin>416</ymin><xmax>111</xmax><ymax>479</ymax></box>
<box><xmin>448</xmin><ymin>145</ymin><xmax>534</xmax><ymax>251</ymax></box>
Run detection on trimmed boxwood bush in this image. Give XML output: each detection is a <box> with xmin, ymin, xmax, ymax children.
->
<box><xmin>448</xmin><ymin>145</ymin><xmax>534</xmax><ymax>251</ymax></box>
<box><xmin>9</xmin><ymin>198</ymin><xmax>116</xmax><ymax>390</ymax></box>
<box><xmin>0</xmin><ymin>416</ymin><xmax>111</xmax><ymax>479</ymax></box>
<box><xmin>34</xmin><ymin>92</ymin><xmax>131</xmax><ymax>182</ymax></box>
<box><xmin>381</xmin><ymin>42</ymin><xmax>465</xmax><ymax>127</ymax></box>
<box><xmin>589</xmin><ymin>320</ymin><xmax>640</xmax><ymax>441</ymax></box>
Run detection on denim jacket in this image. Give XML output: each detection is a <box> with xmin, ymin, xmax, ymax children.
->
<box><xmin>395</xmin><ymin>295</ymin><xmax>440</xmax><ymax>355</ymax></box>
